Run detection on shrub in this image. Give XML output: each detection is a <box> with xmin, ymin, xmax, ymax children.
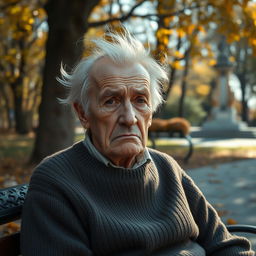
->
<box><xmin>159</xmin><ymin>96</ymin><xmax>207</xmax><ymax>126</ymax></box>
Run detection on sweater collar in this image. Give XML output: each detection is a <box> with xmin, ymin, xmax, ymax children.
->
<box><xmin>83</xmin><ymin>132</ymin><xmax>152</xmax><ymax>170</ymax></box>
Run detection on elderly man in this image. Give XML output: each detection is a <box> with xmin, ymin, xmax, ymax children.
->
<box><xmin>21</xmin><ymin>30</ymin><xmax>254</xmax><ymax>255</ymax></box>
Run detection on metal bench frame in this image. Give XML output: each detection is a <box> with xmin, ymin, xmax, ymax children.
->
<box><xmin>149</xmin><ymin>131</ymin><xmax>193</xmax><ymax>163</ymax></box>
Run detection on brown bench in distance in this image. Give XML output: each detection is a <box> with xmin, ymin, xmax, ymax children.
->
<box><xmin>149</xmin><ymin>117</ymin><xmax>193</xmax><ymax>163</ymax></box>
<box><xmin>1</xmin><ymin>184</ymin><xmax>256</xmax><ymax>255</ymax></box>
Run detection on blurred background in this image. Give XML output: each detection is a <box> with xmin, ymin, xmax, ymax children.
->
<box><xmin>1</xmin><ymin>0</ymin><xmax>256</xmax><ymax>186</ymax></box>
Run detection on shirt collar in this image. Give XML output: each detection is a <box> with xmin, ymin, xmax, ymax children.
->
<box><xmin>83</xmin><ymin>132</ymin><xmax>152</xmax><ymax>169</ymax></box>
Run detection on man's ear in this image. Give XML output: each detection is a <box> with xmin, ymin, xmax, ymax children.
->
<box><xmin>73</xmin><ymin>102</ymin><xmax>90</xmax><ymax>129</ymax></box>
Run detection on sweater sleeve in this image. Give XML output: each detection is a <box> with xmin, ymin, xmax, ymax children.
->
<box><xmin>21</xmin><ymin>170</ymin><xmax>93</xmax><ymax>256</ymax></box>
<box><xmin>182</xmin><ymin>171</ymin><xmax>255</xmax><ymax>256</ymax></box>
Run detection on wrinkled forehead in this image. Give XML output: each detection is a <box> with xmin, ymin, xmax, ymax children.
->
<box><xmin>90</xmin><ymin>57</ymin><xmax>150</xmax><ymax>87</ymax></box>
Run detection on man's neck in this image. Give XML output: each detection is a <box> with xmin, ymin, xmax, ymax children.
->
<box><xmin>83</xmin><ymin>131</ymin><xmax>151</xmax><ymax>169</ymax></box>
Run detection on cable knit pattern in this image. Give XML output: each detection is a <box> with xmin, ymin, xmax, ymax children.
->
<box><xmin>21</xmin><ymin>141</ymin><xmax>254</xmax><ymax>255</ymax></box>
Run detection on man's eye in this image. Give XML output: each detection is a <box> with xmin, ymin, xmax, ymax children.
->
<box><xmin>104</xmin><ymin>98</ymin><xmax>117</xmax><ymax>105</ymax></box>
<box><xmin>136</xmin><ymin>97</ymin><xmax>147</xmax><ymax>104</ymax></box>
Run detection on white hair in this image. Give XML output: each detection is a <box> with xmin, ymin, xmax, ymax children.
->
<box><xmin>57</xmin><ymin>29</ymin><xmax>169</xmax><ymax>113</ymax></box>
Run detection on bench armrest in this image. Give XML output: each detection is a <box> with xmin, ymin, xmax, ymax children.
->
<box><xmin>0</xmin><ymin>184</ymin><xmax>29</xmax><ymax>225</ymax></box>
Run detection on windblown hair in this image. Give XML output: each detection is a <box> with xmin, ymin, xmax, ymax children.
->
<box><xmin>58</xmin><ymin>28</ymin><xmax>169</xmax><ymax>113</ymax></box>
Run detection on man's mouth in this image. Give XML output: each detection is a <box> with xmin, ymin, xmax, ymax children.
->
<box><xmin>113</xmin><ymin>134</ymin><xmax>140</xmax><ymax>141</ymax></box>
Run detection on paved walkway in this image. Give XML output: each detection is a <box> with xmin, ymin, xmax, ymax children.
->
<box><xmin>192</xmin><ymin>138</ymin><xmax>256</xmax><ymax>148</ymax></box>
<box><xmin>187</xmin><ymin>159</ymin><xmax>256</xmax><ymax>250</ymax></box>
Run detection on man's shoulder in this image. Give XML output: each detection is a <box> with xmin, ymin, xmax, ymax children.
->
<box><xmin>40</xmin><ymin>141</ymin><xmax>84</xmax><ymax>165</ymax></box>
<box><xmin>148</xmin><ymin>147</ymin><xmax>175</xmax><ymax>164</ymax></box>
<box><xmin>32</xmin><ymin>141</ymin><xmax>86</xmax><ymax>180</ymax></box>
<box><xmin>148</xmin><ymin>147</ymin><xmax>183</xmax><ymax>177</ymax></box>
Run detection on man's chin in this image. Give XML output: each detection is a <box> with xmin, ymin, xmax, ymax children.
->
<box><xmin>111</xmin><ymin>143</ymin><xmax>144</xmax><ymax>157</ymax></box>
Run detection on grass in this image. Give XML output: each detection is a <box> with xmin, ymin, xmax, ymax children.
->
<box><xmin>0</xmin><ymin>131</ymin><xmax>256</xmax><ymax>187</ymax></box>
<box><xmin>0</xmin><ymin>132</ymin><xmax>34</xmax><ymax>159</ymax></box>
<box><xmin>149</xmin><ymin>138</ymin><xmax>256</xmax><ymax>170</ymax></box>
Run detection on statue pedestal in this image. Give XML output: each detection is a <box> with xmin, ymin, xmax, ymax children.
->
<box><xmin>203</xmin><ymin>107</ymin><xmax>246</xmax><ymax>131</ymax></box>
<box><xmin>196</xmin><ymin>107</ymin><xmax>256</xmax><ymax>138</ymax></box>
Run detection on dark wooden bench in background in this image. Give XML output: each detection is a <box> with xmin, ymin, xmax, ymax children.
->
<box><xmin>0</xmin><ymin>184</ymin><xmax>255</xmax><ymax>255</ymax></box>
<box><xmin>149</xmin><ymin>117</ymin><xmax>193</xmax><ymax>163</ymax></box>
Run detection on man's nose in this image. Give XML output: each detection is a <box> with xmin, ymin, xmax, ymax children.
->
<box><xmin>119</xmin><ymin>101</ymin><xmax>137</xmax><ymax>126</ymax></box>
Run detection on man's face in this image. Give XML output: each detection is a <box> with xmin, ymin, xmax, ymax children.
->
<box><xmin>78</xmin><ymin>57</ymin><xmax>152</xmax><ymax>168</ymax></box>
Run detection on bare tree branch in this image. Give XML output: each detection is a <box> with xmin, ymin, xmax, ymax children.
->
<box><xmin>132</xmin><ymin>3</ymin><xmax>204</xmax><ymax>19</ymax></box>
<box><xmin>88</xmin><ymin>0</ymin><xmax>148</xmax><ymax>27</ymax></box>
<box><xmin>88</xmin><ymin>2</ymin><xmax>208</xmax><ymax>28</ymax></box>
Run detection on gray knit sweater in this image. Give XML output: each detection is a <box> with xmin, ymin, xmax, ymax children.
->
<box><xmin>21</xmin><ymin>141</ymin><xmax>254</xmax><ymax>255</ymax></box>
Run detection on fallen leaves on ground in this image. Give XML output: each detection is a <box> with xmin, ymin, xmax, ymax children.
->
<box><xmin>0</xmin><ymin>222</ymin><xmax>21</xmax><ymax>236</ymax></box>
<box><xmin>227</xmin><ymin>218</ymin><xmax>238</xmax><ymax>225</ymax></box>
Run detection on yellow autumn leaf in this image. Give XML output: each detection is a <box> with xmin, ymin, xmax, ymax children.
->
<box><xmin>0</xmin><ymin>17</ymin><xmax>4</xmax><ymax>25</ymax></box>
<box><xmin>196</xmin><ymin>84</ymin><xmax>210</xmax><ymax>96</ymax></box>
<box><xmin>171</xmin><ymin>60</ymin><xmax>184</xmax><ymax>70</ymax></box>
<box><xmin>9</xmin><ymin>48</ymin><xmax>17</xmax><ymax>55</ymax></box>
<box><xmin>162</xmin><ymin>36</ymin><xmax>169</xmax><ymax>46</ymax></box>
<box><xmin>177</xmin><ymin>28</ymin><xmax>186</xmax><ymax>38</ymax></box>
<box><xmin>173</xmin><ymin>50</ymin><xmax>184</xmax><ymax>59</ymax></box>
<box><xmin>4</xmin><ymin>222</ymin><xmax>20</xmax><ymax>235</ymax></box>
<box><xmin>209</xmin><ymin>59</ymin><xmax>217</xmax><ymax>66</ymax></box>
<box><xmin>9</xmin><ymin>6</ymin><xmax>22</xmax><ymax>15</ymax></box>
<box><xmin>250</xmin><ymin>38</ymin><xmax>256</xmax><ymax>46</ymax></box>
<box><xmin>24</xmin><ymin>24</ymin><xmax>32</xmax><ymax>31</ymax></box>
<box><xmin>163</xmin><ymin>28</ymin><xmax>173</xmax><ymax>36</ymax></box>
<box><xmin>164</xmin><ymin>17</ymin><xmax>174</xmax><ymax>27</ymax></box>
<box><xmin>28</xmin><ymin>18</ymin><xmax>34</xmax><ymax>25</ymax></box>
<box><xmin>229</xmin><ymin>56</ymin><xmax>235</xmax><ymax>63</ymax></box>
<box><xmin>187</xmin><ymin>24</ymin><xmax>196</xmax><ymax>35</ymax></box>
<box><xmin>5</xmin><ymin>71</ymin><xmax>12</xmax><ymax>77</ymax></box>
<box><xmin>227</xmin><ymin>34</ymin><xmax>240</xmax><ymax>43</ymax></box>
<box><xmin>156</xmin><ymin>28</ymin><xmax>172</xmax><ymax>38</ymax></box>
<box><xmin>156</xmin><ymin>29</ymin><xmax>162</xmax><ymax>38</ymax></box>
<box><xmin>38</xmin><ymin>8</ymin><xmax>47</xmax><ymax>18</ymax></box>
<box><xmin>251</xmin><ymin>10</ymin><xmax>256</xmax><ymax>20</ymax></box>
<box><xmin>198</xmin><ymin>26</ymin><xmax>206</xmax><ymax>35</ymax></box>
<box><xmin>4</xmin><ymin>55</ymin><xmax>12</xmax><ymax>62</ymax></box>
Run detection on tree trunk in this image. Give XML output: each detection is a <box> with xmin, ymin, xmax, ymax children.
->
<box><xmin>31</xmin><ymin>0</ymin><xmax>100</xmax><ymax>163</ymax></box>
<box><xmin>0</xmin><ymin>83</ymin><xmax>13</xmax><ymax>129</ymax></box>
<box><xmin>13</xmin><ymin>92</ymin><xmax>33</xmax><ymax>134</ymax></box>
<box><xmin>11</xmin><ymin>73</ymin><xmax>34</xmax><ymax>134</ymax></box>
<box><xmin>238</xmin><ymin>73</ymin><xmax>248</xmax><ymax>123</ymax></box>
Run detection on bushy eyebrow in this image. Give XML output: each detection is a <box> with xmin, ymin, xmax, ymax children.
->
<box><xmin>131</xmin><ymin>87</ymin><xmax>150</xmax><ymax>97</ymax></box>
<box><xmin>99</xmin><ymin>88</ymin><xmax>122</xmax><ymax>98</ymax></box>
<box><xmin>99</xmin><ymin>86</ymin><xmax>150</xmax><ymax>101</ymax></box>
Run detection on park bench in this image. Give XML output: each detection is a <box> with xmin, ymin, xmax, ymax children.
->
<box><xmin>0</xmin><ymin>184</ymin><xmax>28</xmax><ymax>256</ymax></box>
<box><xmin>149</xmin><ymin>117</ymin><xmax>193</xmax><ymax>162</ymax></box>
<box><xmin>0</xmin><ymin>184</ymin><xmax>256</xmax><ymax>255</ymax></box>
